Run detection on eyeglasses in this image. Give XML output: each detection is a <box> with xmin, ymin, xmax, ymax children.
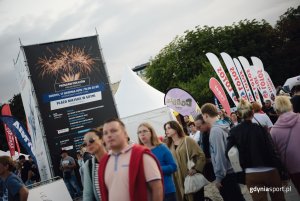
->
<box><xmin>137</xmin><ymin>130</ymin><xmax>150</xmax><ymax>135</ymax></box>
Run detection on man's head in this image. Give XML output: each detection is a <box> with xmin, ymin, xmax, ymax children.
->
<box><xmin>103</xmin><ymin>118</ymin><xmax>128</xmax><ymax>153</ymax></box>
<box><xmin>0</xmin><ymin>156</ymin><xmax>15</xmax><ymax>175</ymax></box>
<box><xmin>60</xmin><ymin>150</ymin><xmax>68</xmax><ymax>158</ymax></box>
<box><xmin>18</xmin><ymin>155</ymin><xmax>26</xmax><ymax>163</ymax></box>
<box><xmin>187</xmin><ymin>122</ymin><xmax>197</xmax><ymax>133</ymax></box>
<box><xmin>264</xmin><ymin>100</ymin><xmax>272</xmax><ymax>108</ymax></box>
<box><xmin>230</xmin><ymin>112</ymin><xmax>238</xmax><ymax>122</ymax></box>
<box><xmin>200</xmin><ymin>103</ymin><xmax>219</xmax><ymax>125</ymax></box>
<box><xmin>194</xmin><ymin>114</ymin><xmax>210</xmax><ymax>133</ymax></box>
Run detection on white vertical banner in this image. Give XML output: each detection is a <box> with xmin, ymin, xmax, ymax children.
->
<box><xmin>233</xmin><ymin>58</ymin><xmax>255</xmax><ymax>102</ymax></box>
<box><xmin>264</xmin><ymin>71</ymin><xmax>276</xmax><ymax>98</ymax></box>
<box><xmin>238</xmin><ymin>56</ymin><xmax>262</xmax><ymax>105</ymax></box>
<box><xmin>249</xmin><ymin>66</ymin><xmax>262</xmax><ymax>95</ymax></box>
<box><xmin>14</xmin><ymin>51</ymin><xmax>52</xmax><ymax>181</ymax></box>
<box><xmin>251</xmin><ymin>57</ymin><xmax>272</xmax><ymax>101</ymax></box>
<box><xmin>220</xmin><ymin>52</ymin><xmax>248</xmax><ymax>101</ymax></box>
<box><xmin>206</xmin><ymin>52</ymin><xmax>239</xmax><ymax>106</ymax></box>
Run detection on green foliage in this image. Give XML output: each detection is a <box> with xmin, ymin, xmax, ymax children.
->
<box><xmin>274</xmin><ymin>6</ymin><xmax>300</xmax><ymax>82</ymax></box>
<box><xmin>146</xmin><ymin>6</ymin><xmax>300</xmax><ymax>106</ymax></box>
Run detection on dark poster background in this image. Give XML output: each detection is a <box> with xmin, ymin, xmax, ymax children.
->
<box><xmin>23</xmin><ymin>36</ymin><xmax>118</xmax><ymax>176</ymax></box>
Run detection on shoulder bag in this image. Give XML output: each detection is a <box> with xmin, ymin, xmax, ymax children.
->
<box><xmin>184</xmin><ymin>137</ymin><xmax>209</xmax><ymax>194</ymax></box>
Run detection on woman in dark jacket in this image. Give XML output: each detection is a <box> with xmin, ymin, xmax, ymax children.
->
<box><xmin>226</xmin><ymin>99</ymin><xmax>288</xmax><ymax>201</ymax></box>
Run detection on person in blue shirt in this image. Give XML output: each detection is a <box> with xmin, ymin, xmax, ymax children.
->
<box><xmin>0</xmin><ymin>156</ymin><xmax>29</xmax><ymax>201</ymax></box>
<box><xmin>137</xmin><ymin>122</ymin><xmax>177</xmax><ymax>201</ymax></box>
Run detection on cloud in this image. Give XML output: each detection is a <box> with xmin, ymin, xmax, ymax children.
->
<box><xmin>0</xmin><ymin>0</ymin><xmax>299</xmax><ymax>103</ymax></box>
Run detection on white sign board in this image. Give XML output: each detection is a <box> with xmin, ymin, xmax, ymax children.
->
<box><xmin>28</xmin><ymin>179</ymin><xmax>72</xmax><ymax>201</ymax></box>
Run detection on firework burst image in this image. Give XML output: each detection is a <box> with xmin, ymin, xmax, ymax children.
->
<box><xmin>37</xmin><ymin>46</ymin><xmax>97</xmax><ymax>82</ymax></box>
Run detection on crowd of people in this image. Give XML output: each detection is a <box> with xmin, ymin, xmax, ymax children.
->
<box><xmin>0</xmin><ymin>85</ymin><xmax>299</xmax><ymax>201</ymax></box>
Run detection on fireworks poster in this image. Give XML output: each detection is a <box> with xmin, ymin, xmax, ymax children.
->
<box><xmin>22</xmin><ymin>36</ymin><xmax>117</xmax><ymax>175</ymax></box>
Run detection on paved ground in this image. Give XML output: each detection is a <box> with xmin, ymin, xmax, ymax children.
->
<box><xmin>205</xmin><ymin>181</ymin><xmax>299</xmax><ymax>201</ymax></box>
<box><xmin>74</xmin><ymin>181</ymin><xmax>299</xmax><ymax>201</ymax></box>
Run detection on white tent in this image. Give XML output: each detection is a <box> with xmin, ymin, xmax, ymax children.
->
<box><xmin>114</xmin><ymin>67</ymin><xmax>175</xmax><ymax>142</ymax></box>
<box><xmin>115</xmin><ymin>67</ymin><xmax>166</xmax><ymax>118</ymax></box>
<box><xmin>283</xmin><ymin>75</ymin><xmax>300</xmax><ymax>92</ymax></box>
<box><xmin>0</xmin><ymin>150</ymin><xmax>28</xmax><ymax>160</ymax></box>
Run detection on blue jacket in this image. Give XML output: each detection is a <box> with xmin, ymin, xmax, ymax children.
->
<box><xmin>151</xmin><ymin>144</ymin><xmax>177</xmax><ymax>194</ymax></box>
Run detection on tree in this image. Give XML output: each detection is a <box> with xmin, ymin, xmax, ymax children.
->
<box><xmin>146</xmin><ymin>19</ymin><xmax>280</xmax><ymax>106</ymax></box>
<box><xmin>274</xmin><ymin>6</ymin><xmax>300</xmax><ymax>84</ymax></box>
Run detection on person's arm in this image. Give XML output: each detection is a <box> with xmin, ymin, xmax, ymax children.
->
<box><xmin>225</xmin><ymin>129</ymin><xmax>236</xmax><ymax>160</ymax></box>
<box><xmin>143</xmin><ymin>154</ymin><xmax>163</xmax><ymax>201</ymax></box>
<box><xmin>19</xmin><ymin>186</ymin><xmax>29</xmax><ymax>201</ymax></box>
<box><xmin>148</xmin><ymin>179</ymin><xmax>163</xmax><ymax>201</ymax></box>
<box><xmin>160</xmin><ymin>145</ymin><xmax>177</xmax><ymax>175</ymax></box>
<box><xmin>210</xmin><ymin>128</ymin><xmax>228</xmax><ymax>185</ymax></box>
<box><xmin>82</xmin><ymin>159</ymin><xmax>94</xmax><ymax>201</ymax></box>
<box><xmin>186</xmin><ymin>137</ymin><xmax>206</xmax><ymax>174</ymax></box>
<box><xmin>265</xmin><ymin>115</ymin><xmax>273</xmax><ymax>132</ymax></box>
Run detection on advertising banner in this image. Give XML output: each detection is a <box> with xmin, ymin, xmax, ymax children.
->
<box><xmin>1</xmin><ymin>104</ymin><xmax>15</xmax><ymax>156</ymax></box>
<box><xmin>14</xmin><ymin>50</ymin><xmax>52</xmax><ymax>180</ymax></box>
<box><xmin>206</xmin><ymin>53</ymin><xmax>239</xmax><ymax>106</ymax></box>
<box><xmin>0</xmin><ymin>115</ymin><xmax>37</xmax><ymax>164</ymax></box>
<box><xmin>220</xmin><ymin>52</ymin><xmax>248</xmax><ymax>101</ymax></box>
<box><xmin>209</xmin><ymin>78</ymin><xmax>231</xmax><ymax>115</ymax></box>
<box><xmin>238</xmin><ymin>56</ymin><xmax>262</xmax><ymax>105</ymax></box>
<box><xmin>22</xmin><ymin>35</ymin><xmax>118</xmax><ymax>175</ymax></box>
<box><xmin>251</xmin><ymin>57</ymin><xmax>271</xmax><ymax>101</ymax></box>
<box><xmin>264</xmin><ymin>71</ymin><xmax>276</xmax><ymax>98</ymax></box>
<box><xmin>233</xmin><ymin>58</ymin><xmax>255</xmax><ymax>102</ymax></box>
<box><xmin>164</xmin><ymin>88</ymin><xmax>199</xmax><ymax>116</ymax></box>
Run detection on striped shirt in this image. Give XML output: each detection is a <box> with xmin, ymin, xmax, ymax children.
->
<box><xmin>94</xmin><ymin>162</ymin><xmax>101</xmax><ymax>200</ymax></box>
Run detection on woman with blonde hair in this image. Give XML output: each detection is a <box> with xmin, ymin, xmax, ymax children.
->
<box><xmin>226</xmin><ymin>99</ymin><xmax>288</xmax><ymax>201</ymax></box>
<box><xmin>271</xmin><ymin>96</ymin><xmax>300</xmax><ymax>194</ymax></box>
<box><xmin>82</xmin><ymin>127</ymin><xmax>106</xmax><ymax>201</ymax></box>
<box><xmin>164</xmin><ymin>120</ymin><xmax>206</xmax><ymax>201</ymax></box>
<box><xmin>137</xmin><ymin>122</ymin><xmax>177</xmax><ymax>201</ymax></box>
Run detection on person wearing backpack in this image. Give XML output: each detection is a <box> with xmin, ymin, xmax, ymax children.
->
<box><xmin>82</xmin><ymin>127</ymin><xmax>107</xmax><ymax>201</ymax></box>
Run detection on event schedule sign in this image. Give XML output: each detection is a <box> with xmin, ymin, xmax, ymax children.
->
<box><xmin>23</xmin><ymin>36</ymin><xmax>117</xmax><ymax>175</ymax></box>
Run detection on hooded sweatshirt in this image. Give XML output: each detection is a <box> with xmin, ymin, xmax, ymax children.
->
<box><xmin>210</xmin><ymin>120</ymin><xmax>234</xmax><ymax>182</ymax></box>
<box><xmin>270</xmin><ymin>111</ymin><xmax>300</xmax><ymax>174</ymax></box>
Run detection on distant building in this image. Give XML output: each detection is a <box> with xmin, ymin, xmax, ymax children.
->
<box><xmin>132</xmin><ymin>62</ymin><xmax>149</xmax><ymax>79</ymax></box>
<box><xmin>110</xmin><ymin>82</ymin><xmax>120</xmax><ymax>95</ymax></box>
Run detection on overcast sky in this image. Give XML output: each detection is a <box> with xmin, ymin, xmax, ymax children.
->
<box><xmin>0</xmin><ymin>0</ymin><xmax>298</xmax><ymax>103</ymax></box>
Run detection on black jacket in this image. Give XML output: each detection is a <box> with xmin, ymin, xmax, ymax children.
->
<box><xmin>226</xmin><ymin>120</ymin><xmax>288</xmax><ymax>180</ymax></box>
